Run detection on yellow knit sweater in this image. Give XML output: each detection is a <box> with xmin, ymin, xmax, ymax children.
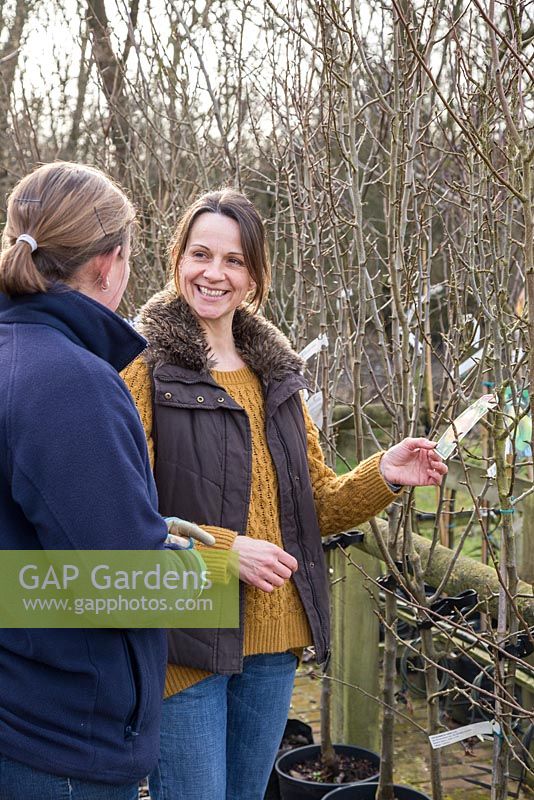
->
<box><xmin>121</xmin><ymin>358</ymin><xmax>397</xmax><ymax>698</ymax></box>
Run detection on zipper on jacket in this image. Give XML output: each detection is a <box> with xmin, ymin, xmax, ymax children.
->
<box><xmin>272</xmin><ymin>417</ymin><xmax>328</xmax><ymax>659</ymax></box>
<box><xmin>122</xmin><ymin>634</ymin><xmax>140</xmax><ymax>740</ymax></box>
<box><xmin>219</xmin><ymin>397</ymin><xmax>252</xmax><ymax>674</ymax></box>
<box><xmin>236</xmin><ymin>409</ymin><xmax>253</xmax><ymax>672</ymax></box>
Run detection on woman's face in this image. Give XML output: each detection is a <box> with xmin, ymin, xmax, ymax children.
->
<box><xmin>178</xmin><ymin>212</ymin><xmax>255</xmax><ymax>324</ymax></box>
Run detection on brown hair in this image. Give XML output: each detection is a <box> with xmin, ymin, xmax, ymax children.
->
<box><xmin>0</xmin><ymin>161</ymin><xmax>135</xmax><ymax>297</ymax></box>
<box><xmin>169</xmin><ymin>189</ymin><xmax>271</xmax><ymax>310</ymax></box>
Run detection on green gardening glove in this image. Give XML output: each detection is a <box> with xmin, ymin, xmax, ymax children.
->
<box><xmin>164</xmin><ymin>517</ymin><xmax>216</xmax><ymax>549</ymax></box>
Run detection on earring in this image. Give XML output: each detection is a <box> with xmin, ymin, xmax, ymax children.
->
<box><xmin>101</xmin><ymin>280</ymin><xmax>110</xmax><ymax>292</ymax></box>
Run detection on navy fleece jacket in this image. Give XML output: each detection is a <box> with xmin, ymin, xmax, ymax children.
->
<box><xmin>0</xmin><ymin>287</ymin><xmax>168</xmax><ymax>784</ymax></box>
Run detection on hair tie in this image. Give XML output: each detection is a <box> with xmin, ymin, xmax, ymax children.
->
<box><xmin>16</xmin><ymin>234</ymin><xmax>38</xmax><ymax>253</ymax></box>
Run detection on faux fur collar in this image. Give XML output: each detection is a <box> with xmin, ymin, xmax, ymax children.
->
<box><xmin>138</xmin><ymin>289</ymin><xmax>304</xmax><ymax>383</ymax></box>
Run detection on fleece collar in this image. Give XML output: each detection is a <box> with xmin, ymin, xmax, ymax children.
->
<box><xmin>138</xmin><ymin>289</ymin><xmax>305</xmax><ymax>384</ymax></box>
<box><xmin>0</xmin><ymin>286</ymin><xmax>146</xmax><ymax>372</ymax></box>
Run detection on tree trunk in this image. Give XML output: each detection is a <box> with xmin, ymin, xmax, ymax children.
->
<box><xmin>85</xmin><ymin>0</ymin><xmax>138</xmax><ymax>176</ymax></box>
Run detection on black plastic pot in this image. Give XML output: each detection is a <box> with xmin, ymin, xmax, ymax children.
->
<box><xmin>264</xmin><ymin>720</ymin><xmax>314</xmax><ymax>800</ymax></box>
<box><xmin>442</xmin><ymin>651</ymin><xmax>481</xmax><ymax>725</ymax></box>
<box><xmin>275</xmin><ymin>744</ymin><xmax>380</xmax><ymax>800</ymax></box>
<box><xmin>322</xmin><ymin>782</ymin><xmax>432</xmax><ymax>800</ymax></box>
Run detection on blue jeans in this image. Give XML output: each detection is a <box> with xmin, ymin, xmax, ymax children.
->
<box><xmin>149</xmin><ymin>651</ymin><xmax>298</xmax><ymax>800</ymax></box>
<box><xmin>0</xmin><ymin>754</ymin><xmax>139</xmax><ymax>800</ymax></box>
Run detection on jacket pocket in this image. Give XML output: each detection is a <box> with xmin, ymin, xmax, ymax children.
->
<box><xmin>122</xmin><ymin>632</ymin><xmax>151</xmax><ymax>740</ymax></box>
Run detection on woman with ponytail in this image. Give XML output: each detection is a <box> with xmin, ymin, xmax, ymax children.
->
<box><xmin>0</xmin><ymin>162</ymin><xmax>183</xmax><ymax>799</ymax></box>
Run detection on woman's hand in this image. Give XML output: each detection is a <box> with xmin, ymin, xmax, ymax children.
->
<box><xmin>231</xmin><ymin>536</ymin><xmax>298</xmax><ymax>593</ymax></box>
<box><xmin>380</xmin><ymin>438</ymin><xmax>447</xmax><ymax>487</ymax></box>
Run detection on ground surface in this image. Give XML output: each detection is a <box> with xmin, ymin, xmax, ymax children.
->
<box><xmin>140</xmin><ymin>663</ymin><xmax>531</xmax><ymax>798</ymax></box>
<box><xmin>290</xmin><ymin>663</ymin><xmax>532</xmax><ymax>800</ymax></box>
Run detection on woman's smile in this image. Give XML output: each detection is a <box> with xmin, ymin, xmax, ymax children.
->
<box><xmin>195</xmin><ymin>284</ymin><xmax>230</xmax><ymax>299</ymax></box>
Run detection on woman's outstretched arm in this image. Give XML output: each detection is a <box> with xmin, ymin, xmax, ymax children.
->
<box><xmin>302</xmin><ymin>398</ymin><xmax>446</xmax><ymax>537</ymax></box>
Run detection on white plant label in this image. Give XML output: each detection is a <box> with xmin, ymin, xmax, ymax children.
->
<box><xmin>429</xmin><ymin>720</ymin><xmax>501</xmax><ymax>749</ymax></box>
<box><xmin>306</xmin><ymin>391</ymin><xmax>324</xmax><ymax>428</ymax></box>
<box><xmin>299</xmin><ymin>334</ymin><xmax>328</xmax><ymax>362</ymax></box>
<box><xmin>435</xmin><ymin>394</ymin><xmax>498</xmax><ymax>459</ymax></box>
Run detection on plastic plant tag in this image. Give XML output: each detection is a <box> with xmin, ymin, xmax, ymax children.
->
<box><xmin>306</xmin><ymin>391</ymin><xmax>323</xmax><ymax>428</ymax></box>
<box><xmin>435</xmin><ymin>394</ymin><xmax>498</xmax><ymax>460</ymax></box>
<box><xmin>486</xmin><ymin>462</ymin><xmax>497</xmax><ymax>479</ymax></box>
<box><xmin>429</xmin><ymin>720</ymin><xmax>501</xmax><ymax>749</ymax></box>
<box><xmin>299</xmin><ymin>334</ymin><xmax>328</xmax><ymax>362</ymax></box>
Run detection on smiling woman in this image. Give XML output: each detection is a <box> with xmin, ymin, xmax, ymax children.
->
<box><xmin>177</xmin><ymin>213</ymin><xmax>256</xmax><ymax>328</ymax></box>
<box><xmin>121</xmin><ymin>189</ymin><xmax>446</xmax><ymax>800</ymax></box>
<box><xmin>170</xmin><ymin>189</ymin><xmax>270</xmax><ymax>312</ymax></box>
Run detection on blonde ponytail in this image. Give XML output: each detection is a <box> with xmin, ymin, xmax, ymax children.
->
<box><xmin>0</xmin><ymin>241</ymin><xmax>48</xmax><ymax>295</ymax></box>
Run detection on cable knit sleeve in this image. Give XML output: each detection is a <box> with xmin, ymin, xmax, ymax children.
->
<box><xmin>120</xmin><ymin>357</ymin><xmax>238</xmax><ymax>554</ymax></box>
<box><xmin>302</xmin><ymin>397</ymin><xmax>400</xmax><ymax>536</ymax></box>
<box><xmin>121</xmin><ymin>357</ymin><xmax>155</xmax><ymax>468</ymax></box>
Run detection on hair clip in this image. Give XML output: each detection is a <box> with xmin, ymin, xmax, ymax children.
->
<box><xmin>94</xmin><ymin>206</ymin><xmax>108</xmax><ymax>236</ymax></box>
<box><xmin>15</xmin><ymin>198</ymin><xmax>42</xmax><ymax>204</ymax></box>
